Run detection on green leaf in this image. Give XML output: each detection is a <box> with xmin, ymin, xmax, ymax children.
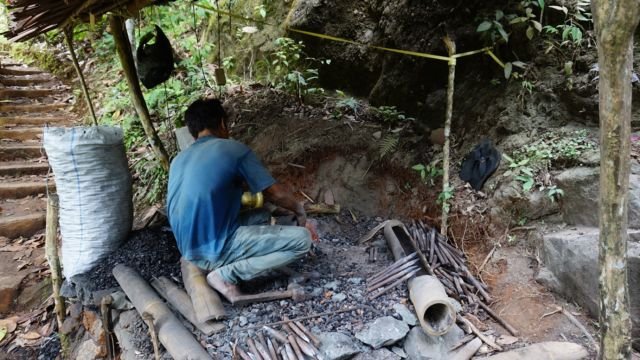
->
<box><xmin>504</xmin><ymin>62</ymin><xmax>513</xmax><ymax>79</ymax></box>
<box><xmin>412</xmin><ymin>164</ymin><xmax>426</xmax><ymax>171</ymax></box>
<box><xmin>496</xmin><ymin>24</ymin><xmax>510</xmax><ymax>42</ymax></box>
<box><xmin>526</xmin><ymin>26</ymin><xmax>535</xmax><ymax>40</ymax></box>
<box><xmin>509</xmin><ymin>17</ymin><xmax>528</xmax><ymax>24</ymax></box>
<box><xmin>0</xmin><ymin>326</ymin><xmax>6</xmax><ymax>342</ymax></box>
<box><xmin>532</xmin><ymin>20</ymin><xmax>543</xmax><ymax>32</ymax></box>
<box><xmin>512</xmin><ymin>61</ymin><xmax>527</xmax><ymax>69</ymax></box>
<box><xmin>574</xmin><ymin>13</ymin><xmax>589</xmax><ymax>21</ymax></box>
<box><xmin>571</xmin><ymin>27</ymin><xmax>583</xmax><ymax>42</ymax></box>
<box><xmin>477</xmin><ymin>21</ymin><xmax>492</xmax><ymax>32</ymax></box>
<box><xmin>259</xmin><ymin>8</ymin><xmax>267</xmax><ymax>18</ymax></box>
<box><xmin>549</xmin><ymin>5</ymin><xmax>568</xmax><ymax>15</ymax></box>
<box><xmin>538</xmin><ymin>0</ymin><xmax>545</xmax><ymax>8</ymax></box>
<box><xmin>495</xmin><ymin>10</ymin><xmax>504</xmax><ymax>20</ymax></box>
<box><xmin>562</xmin><ymin>26</ymin><xmax>571</xmax><ymax>41</ymax></box>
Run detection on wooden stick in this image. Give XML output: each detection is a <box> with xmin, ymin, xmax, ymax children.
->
<box><xmin>476</xmin><ymin>301</ymin><xmax>519</xmax><ymax>336</ymax></box>
<box><xmin>478</xmin><ymin>245</ymin><xmax>497</xmax><ymax>273</ymax></box>
<box><xmin>109</xmin><ymin>14</ymin><xmax>170</xmax><ymax>171</ymax></box>
<box><xmin>241</xmin><ymin>306</ymin><xmax>370</xmax><ymax>332</ymax></box>
<box><xmin>263</xmin><ymin>326</ymin><xmax>290</xmax><ymax>344</ymax></box>
<box><xmin>368</xmin><ymin>268</ymin><xmax>420</xmax><ymax>300</ymax></box>
<box><xmin>285</xmin><ymin>319</ymin><xmax>311</xmax><ymax>343</ymax></box>
<box><xmin>560</xmin><ymin>307</ymin><xmax>598</xmax><ymax>350</ymax></box>
<box><xmin>288</xmin><ymin>335</ymin><xmax>305</xmax><ymax>360</ymax></box>
<box><xmin>457</xmin><ymin>315</ymin><xmax>502</xmax><ymax>351</ymax></box>
<box><xmin>63</xmin><ymin>26</ymin><xmax>98</xmax><ymax>126</ymax></box>
<box><xmin>293</xmin><ymin>320</ymin><xmax>321</xmax><ymax>347</ymax></box>
<box><xmin>101</xmin><ymin>295</ymin><xmax>115</xmax><ymax>360</ymax></box>
<box><xmin>246</xmin><ymin>338</ymin><xmax>264</xmax><ymax>360</ymax></box>
<box><xmin>142</xmin><ymin>313</ymin><xmax>161</xmax><ymax>360</ymax></box>
<box><xmin>45</xmin><ymin>194</ymin><xmax>65</xmax><ymax>332</ymax></box>
<box><xmin>440</xmin><ymin>35</ymin><xmax>456</xmax><ymax>235</ymax></box>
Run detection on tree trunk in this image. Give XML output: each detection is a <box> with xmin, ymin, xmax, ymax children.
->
<box><xmin>109</xmin><ymin>15</ymin><xmax>170</xmax><ymax>171</ymax></box>
<box><xmin>591</xmin><ymin>1</ymin><xmax>640</xmax><ymax>358</ymax></box>
<box><xmin>440</xmin><ymin>36</ymin><xmax>456</xmax><ymax>236</ymax></box>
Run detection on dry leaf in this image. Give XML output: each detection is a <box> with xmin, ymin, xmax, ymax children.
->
<box><xmin>21</xmin><ymin>331</ymin><xmax>41</xmax><ymax>340</ymax></box>
<box><xmin>0</xmin><ymin>245</ymin><xmax>24</xmax><ymax>252</ymax></box>
<box><xmin>496</xmin><ymin>335</ymin><xmax>519</xmax><ymax>346</ymax></box>
<box><xmin>16</xmin><ymin>261</ymin><xmax>30</xmax><ymax>271</ymax></box>
<box><xmin>0</xmin><ymin>317</ymin><xmax>18</xmax><ymax>333</ymax></box>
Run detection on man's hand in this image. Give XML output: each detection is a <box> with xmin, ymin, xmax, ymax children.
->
<box><xmin>305</xmin><ymin>220</ymin><xmax>319</xmax><ymax>242</ymax></box>
<box><xmin>264</xmin><ymin>183</ymin><xmax>307</xmax><ymax>226</ymax></box>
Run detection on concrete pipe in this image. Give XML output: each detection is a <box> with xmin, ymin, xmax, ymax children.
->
<box><xmin>409</xmin><ymin>275</ymin><xmax>456</xmax><ymax>336</ymax></box>
<box><xmin>113</xmin><ymin>264</ymin><xmax>211</xmax><ymax>360</ymax></box>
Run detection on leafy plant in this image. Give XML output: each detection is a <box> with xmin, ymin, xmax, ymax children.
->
<box><xmin>545</xmin><ymin>0</ymin><xmax>592</xmax><ymax>46</ymax></box>
<box><xmin>268</xmin><ymin>37</ymin><xmax>329</xmax><ymax>100</ymax></box>
<box><xmin>503</xmin><ymin>130</ymin><xmax>594</xmax><ymax>195</ymax></box>
<box><xmin>437</xmin><ymin>185</ymin><xmax>455</xmax><ymax>214</ymax></box>
<box><xmin>412</xmin><ymin>161</ymin><xmax>443</xmax><ymax>186</ymax></box>
<box><xmin>546</xmin><ymin>185</ymin><xmax>565</xmax><ymax>202</ymax></box>
<box><xmin>477</xmin><ymin>10</ymin><xmax>511</xmax><ymax>43</ymax></box>
<box><xmin>374</xmin><ymin>106</ymin><xmax>414</xmax><ymax>126</ymax></box>
<box><xmin>379</xmin><ymin>134</ymin><xmax>399</xmax><ymax>159</ymax></box>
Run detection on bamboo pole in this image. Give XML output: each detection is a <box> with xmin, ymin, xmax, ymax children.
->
<box><xmin>45</xmin><ymin>194</ymin><xmax>69</xmax><ymax>357</ymax></box>
<box><xmin>113</xmin><ymin>264</ymin><xmax>212</xmax><ymax>360</ymax></box>
<box><xmin>109</xmin><ymin>15</ymin><xmax>170</xmax><ymax>171</ymax></box>
<box><xmin>440</xmin><ymin>36</ymin><xmax>456</xmax><ymax>236</ymax></box>
<box><xmin>63</xmin><ymin>26</ymin><xmax>98</xmax><ymax>126</ymax></box>
<box><xmin>45</xmin><ymin>194</ymin><xmax>64</xmax><ymax>328</ymax></box>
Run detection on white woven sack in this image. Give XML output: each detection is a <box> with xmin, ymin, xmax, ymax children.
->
<box><xmin>44</xmin><ymin>126</ymin><xmax>132</xmax><ymax>279</ymax></box>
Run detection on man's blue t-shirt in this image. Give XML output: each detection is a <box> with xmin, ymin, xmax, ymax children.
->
<box><xmin>167</xmin><ymin>135</ymin><xmax>276</xmax><ymax>262</ymax></box>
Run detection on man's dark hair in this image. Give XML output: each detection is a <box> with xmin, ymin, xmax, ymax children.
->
<box><xmin>184</xmin><ymin>98</ymin><xmax>227</xmax><ymax>138</ymax></box>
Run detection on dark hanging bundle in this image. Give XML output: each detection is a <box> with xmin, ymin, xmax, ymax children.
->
<box><xmin>136</xmin><ymin>25</ymin><xmax>174</xmax><ymax>88</ymax></box>
<box><xmin>459</xmin><ymin>139</ymin><xmax>501</xmax><ymax>191</ymax></box>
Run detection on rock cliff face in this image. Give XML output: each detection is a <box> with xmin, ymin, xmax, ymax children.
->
<box><xmin>287</xmin><ymin>0</ymin><xmax>519</xmax><ymax>129</ymax></box>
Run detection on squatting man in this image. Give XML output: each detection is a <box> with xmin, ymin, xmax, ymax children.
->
<box><xmin>167</xmin><ymin>98</ymin><xmax>316</xmax><ymax>302</ymax></box>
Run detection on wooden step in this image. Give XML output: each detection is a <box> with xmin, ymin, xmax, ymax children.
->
<box><xmin>0</xmin><ymin>128</ymin><xmax>42</xmax><ymax>141</ymax></box>
<box><xmin>0</xmin><ymin>181</ymin><xmax>51</xmax><ymax>198</ymax></box>
<box><xmin>0</xmin><ymin>145</ymin><xmax>43</xmax><ymax>161</ymax></box>
<box><xmin>0</xmin><ymin>77</ymin><xmax>55</xmax><ymax>86</ymax></box>
<box><xmin>0</xmin><ymin>88</ymin><xmax>61</xmax><ymax>98</ymax></box>
<box><xmin>0</xmin><ymin>67</ymin><xmax>44</xmax><ymax>76</ymax></box>
<box><xmin>0</xmin><ymin>213</ymin><xmax>45</xmax><ymax>239</ymax></box>
<box><xmin>0</xmin><ymin>115</ymin><xmax>72</xmax><ymax>126</ymax></box>
<box><xmin>0</xmin><ymin>162</ymin><xmax>48</xmax><ymax>176</ymax></box>
<box><xmin>0</xmin><ymin>103</ymin><xmax>69</xmax><ymax>113</ymax></box>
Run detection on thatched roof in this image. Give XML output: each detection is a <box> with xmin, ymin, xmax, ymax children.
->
<box><xmin>2</xmin><ymin>0</ymin><xmax>166</xmax><ymax>42</ymax></box>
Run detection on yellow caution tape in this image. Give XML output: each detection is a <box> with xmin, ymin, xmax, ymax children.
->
<box><xmin>194</xmin><ymin>2</ymin><xmax>505</xmax><ymax>68</ymax></box>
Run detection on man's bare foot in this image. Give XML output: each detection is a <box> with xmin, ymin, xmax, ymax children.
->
<box><xmin>206</xmin><ymin>271</ymin><xmax>244</xmax><ymax>302</ymax></box>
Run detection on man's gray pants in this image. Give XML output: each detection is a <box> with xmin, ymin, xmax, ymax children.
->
<box><xmin>192</xmin><ymin>218</ymin><xmax>311</xmax><ymax>284</ymax></box>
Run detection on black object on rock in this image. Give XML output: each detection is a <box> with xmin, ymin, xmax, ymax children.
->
<box><xmin>459</xmin><ymin>139</ymin><xmax>501</xmax><ymax>191</ymax></box>
<box><xmin>136</xmin><ymin>25</ymin><xmax>175</xmax><ymax>88</ymax></box>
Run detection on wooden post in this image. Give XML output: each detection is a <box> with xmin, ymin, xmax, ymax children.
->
<box><xmin>109</xmin><ymin>15</ymin><xmax>170</xmax><ymax>171</ymax></box>
<box><xmin>440</xmin><ymin>36</ymin><xmax>456</xmax><ymax>236</ymax></box>
<box><xmin>45</xmin><ymin>194</ymin><xmax>69</xmax><ymax>357</ymax></box>
<box><xmin>63</xmin><ymin>27</ymin><xmax>98</xmax><ymax>126</ymax></box>
<box><xmin>591</xmin><ymin>1</ymin><xmax>640</xmax><ymax>358</ymax></box>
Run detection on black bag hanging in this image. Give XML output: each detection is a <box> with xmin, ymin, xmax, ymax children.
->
<box><xmin>136</xmin><ymin>25</ymin><xmax>174</xmax><ymax>89</ymax></box>
<box><xmin>459</xmin><ymin>139</ymin><xmax>501</xmax><ymax>191</ymax></box>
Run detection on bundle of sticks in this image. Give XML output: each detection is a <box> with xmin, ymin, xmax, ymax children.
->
<box><xmin>366</xmin><ymin>252</ymin><xmax>420</xmax><ymax>299</ymax></box>
<box><xmin>235</xmin><ymin>317</ymin><xmax>323</xmax><ymax>360</ymax></box>
<box><xmin>407</xmin><ymin>220</ymin><xmax>491</xmax><ymax>304</ymax></box>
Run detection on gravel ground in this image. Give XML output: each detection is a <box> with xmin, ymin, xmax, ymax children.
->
<box><xmin>72</xmin><ymin>211</ymin><xmax>415</xmax><ymax>359</ymax></box>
